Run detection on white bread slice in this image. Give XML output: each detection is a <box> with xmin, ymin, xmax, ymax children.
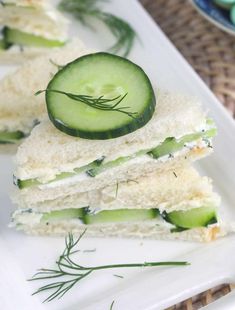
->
<box><xmin>12</xmin><ymin>217</ymin><xmax>225</xmax><ymax>242</ymax></box>
<box><xmin>11</xmin><ymin>167</ymin><xmax>222</xmax><ymax>242</ymax></box>
<box><xmin>0</xmin><ymin>40</ymin><xmax>93</xmax><ymax>133</ymax></box>
<box><xmin>0</xmin><ymin>46</ymin><xmax>70</xmax><ymax>65</ymax></box>
<box><xmin>15</xmin><ymin>90</ymin><xmax>210</xmax><ymax>182</ymax></box>
<box><xmin>15</xmin><ymin>147</ymin><xmax>212</xmax><ymax>205</ymax></box>
<box><xmin>0</xmin><ymin>0</ymin><xmax>68</xmax><ymax>41</ymax></box>
<box><xmin>14</xmin><ymin>164</ymin><xmax>218</xmax><ymax>211</ymax></box>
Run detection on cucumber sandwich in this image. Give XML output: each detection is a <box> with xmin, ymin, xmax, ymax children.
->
<box><xmin>0</xmin><ymin>40</ymin><xmax>92</xmax><ymax>146</ymax></box>
<box><xmin>11</xmin><ymin>52</ymin><xmax>224</xmax><ymax>242</ymax></box>
<box><xmin>11</xmin><ymin>166</ymin><xmax>224</xmax><ymax>242</ymax></box>
<box><xmin>0</xmin><ymin>0</ymin><xmax>69</xmax><ymax>63</ymax></box>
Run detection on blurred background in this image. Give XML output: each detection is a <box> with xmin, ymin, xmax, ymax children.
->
<box><xmin>141</xmin><ymin>0</ymin><xmax>235</xmax><ymax>119</ymax></box>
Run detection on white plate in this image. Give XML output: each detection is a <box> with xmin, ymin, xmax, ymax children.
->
<box><xmin>1</xmin><ymin>1</ymin><xmax>235</xmax><ymax>309</ymax></box>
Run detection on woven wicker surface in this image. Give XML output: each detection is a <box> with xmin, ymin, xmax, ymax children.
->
<box><xmin>166</xmin><ymin>284</ymin><xmax>233</xmax><ymax>309</ymax></box>
<box><xmin>140</xmin><ymin>0</ymin><xmax>235</xmax><ymax>118</ymax></box>
<box><xmin>139</xmin><ymin>0</ymin><xmax>234</xmax><ymax>308</ymax></box>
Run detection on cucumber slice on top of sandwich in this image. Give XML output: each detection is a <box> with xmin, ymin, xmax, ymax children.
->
<box><xmin>43</xmin><ymin>52</ymin><xmax>156</xmax><ymax>140</ymax></box>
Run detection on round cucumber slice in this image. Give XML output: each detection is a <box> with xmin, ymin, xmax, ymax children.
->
<box><xmin>45</xmin><ymin>53</ymin><xmax>156</xmax><ymax>140</ymax></box>
<box><xmin>163</xmin><ymin>206</ymin><xmax>217</xmax><ymax>229</ymax></box>
<box><xmin>4</xmin><ymin>27</ymin><xmax>65</xmax><ymax>48</ymax></box>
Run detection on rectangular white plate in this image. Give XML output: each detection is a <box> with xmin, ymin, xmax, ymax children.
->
<box><xmin>0</xmin><ymin>1</ymin><xmax>235</xmax><ymax>309</ymax></box>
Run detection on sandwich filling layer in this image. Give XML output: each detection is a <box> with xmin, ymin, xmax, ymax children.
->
<box><xmin>15</xmin><ymin>120</ymin><xmax>216</xmax><ymax>189</ymax></box>
<box><xmin>0</xmin><ymin>1</ymin><xmax>68</xmax><ymax>49</ymax></box>
<box><xmin>12</xmin><ymin>205</ymin><xmax>218</xmax><ymax>233</ymax></box>
<box><xmin>0</xmin><ymin>130</ymin><xmax>25</xmax><ymax>144</ymax></box>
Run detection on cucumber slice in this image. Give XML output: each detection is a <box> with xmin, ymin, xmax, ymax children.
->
<box><xmin>149</xmin><ymin>137</ymin><xmax>182</xmax><ymax>159</ymax></box>
<box><xmin>41</xmin><ymin>208</ymin><xmax>84</xmax><ymax>223</ymax></box>
<box><xmin>0</xmin><ymin>130</ymin><xmax>24</xmax><ymax>144</ymax></box>
<box><xmin>45</xmin><ymin>52</ymin><xmax>156</xmax><ymax>140</ymax></box>
<box><xmin>83</xmin><ymin>209</ymin><xmax>159</xmax><ymax>224</ymax></box>
<box><xmin>86</xmin><ymin>155</ymin><xmax>131</xmax><ymax>177</ymax></box>
<box><xmin>149</xmin><ymin>127</ymin><xmax>216</xmax><ymax>159</ymax></box>
<box><xmin>163</xmin><ymin>206</ymin><xmax>217</xmax><ymax>229</ymax></box>
<box><xmin>149</xmin><ymin>134</ymin><xmax>196</xmax><ymax>159</ymax></box>
<box><xmin>4</xmin><ymin>27</ymin><xmax>65</xmax><ymax>48</ymax></box>
<box><xmin>0</xmin><ymin>27</ymin><xmax>11</xmax><ymax>50</ymax></box>
<box><xmin>0</xmin><ymin>39</ymin><xmax>4</xmax><ymax>50</ymax></box>
<box><xmin>0</xmin><ymin>38</ymin><xmax>10</xmax><ymax>50</ymax></box>
<box><xmin>16</xmin><ymin>157</ymin><xmax>104</xmax><ymax>189</ymax></box>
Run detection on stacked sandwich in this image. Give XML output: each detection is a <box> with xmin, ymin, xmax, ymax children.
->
<box><xmin>0</xmin><ymin>0</ymin><xmax>69</xmax><ymax>63</ymax></box>
<box><xmin>11</xmin><ymin>52</ymin><xmax>225</xmax><ymax>242</ymax></box>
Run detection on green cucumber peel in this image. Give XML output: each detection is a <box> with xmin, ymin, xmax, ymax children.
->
<box><xmin>162</xmin><ymin>206</ymin><xmax>217</xmax><ymax>229</ymax></box>
<box><xmin>0</xmin><ymin>130</ymin><xmax>25</xmax><ymax>144</ymax></box>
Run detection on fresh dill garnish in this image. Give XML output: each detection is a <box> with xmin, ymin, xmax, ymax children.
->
<box><xmin>29</xmin><ymin>230</ymin><xmax>189</xmax><ymax>302</ymax></box>
<box><xmin>203</xmin><ymin>138</ymin><xmax>213</xmax><ymax>149</ymax></box>
<box><xmin>83</xmin><ymin>248</ymin><xmax>96</xmax><ymax>253</ymax></box>
<box><xmin>110</xmin><ymin>300</ymin><xmax>115</xmax><ymax>310</ymax></box>
<box><xmin>115</xmin><ymin>181</ymin><xmax>119</xmax><ymax>198</ymax></box>
<box><xmin>58</xmin><ymin>0</ymin><xmax>137</xmax><ymax>57</ymax></box>
<box><xmin>36</xmin><ymin>89</ymin><xmax>138</xmax><ymax>119</ymax></box>
<box><xmin>83</xmin><ymin>207</ymin><xmax>96</xmax><ymax>216</ymax></box>
<box><xmin>127</xmin><ymin>179</ymin><xmax>138</xmax><ymax>184</ymax></box>
<box><xmin>86</xmin><ymin>169</ymin><xmax>96</xmax><ymax>177</ymax></box>
<box><xmin>113</xmin><ymin>274</ymin><xmax>124</xmax><ymax>279</ymax></box>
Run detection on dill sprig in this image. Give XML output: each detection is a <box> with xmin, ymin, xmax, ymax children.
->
<box><xmin>58</xmin><ymin>0</ymin><xmax>137</xmax><ymax>57</ymax></box>
<box><xmin>110</xmin><ymin>300</ymin><xmax>115</xmax><ymax>310</ymax></box>
<box><xmin>36</xmin><ymin>89</ymin><xmax>138</xmax><ymax>119</ymax></box>
<box><xmin>115</xmin><ymin>181</ymin><xmax>119</xmax><ymax>198</ymax></box>
<box><xmin>29</xmin><ymin>230</ymin><xmax>189</xmax><ymax>303</ymax></box>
